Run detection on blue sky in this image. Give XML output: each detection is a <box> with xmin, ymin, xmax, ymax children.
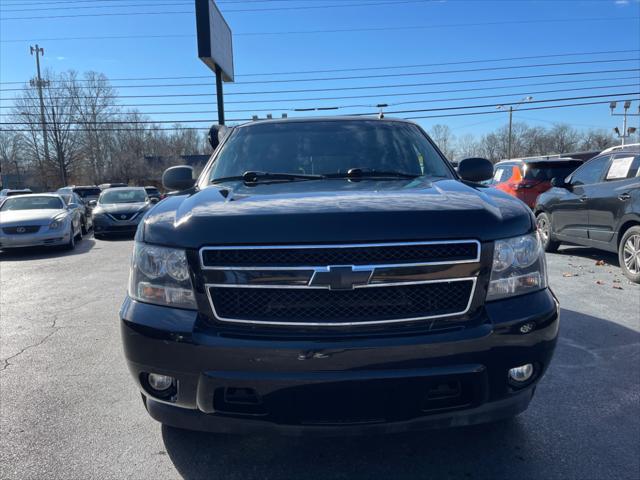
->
<box><xmin>1</xmin><ymin>0</ymin><xmax>639</xmax><ymax>137</ymax></box>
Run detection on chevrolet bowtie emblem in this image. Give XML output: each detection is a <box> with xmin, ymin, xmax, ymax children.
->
<box><xmin>309</xmin><ymin>266</ymin><xmax>373</xmax><ymax>290</ymax></box>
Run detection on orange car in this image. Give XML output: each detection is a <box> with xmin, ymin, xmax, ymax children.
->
<box><xmin>491</xmin><ymin>158</ymin><xmax>584</xmax><ymax>208</ymax></box>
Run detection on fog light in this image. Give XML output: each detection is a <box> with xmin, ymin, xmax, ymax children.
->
<box><xmin>508</xmin><ymin>364</ymin><xmax>534</xmax><ymax>383</ymax></box>
<box><xmin>148</xmin><ymin>373</ymin><xmax>174</xmax><ymax>391</ymax></box>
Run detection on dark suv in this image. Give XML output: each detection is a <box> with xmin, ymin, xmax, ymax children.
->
<box><xmin>535</xmin><ymin>145</ymin><xmax>640</xmax><ymax>283</ymax></box>
<box><xmin>120</xmin><ymin>117</ymin><xmax>559</xmax><ymax>434</ymax></box>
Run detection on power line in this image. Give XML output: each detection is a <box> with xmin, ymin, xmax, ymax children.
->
<box><xmin>2</xmin><ymin>75</ymin><xmax>637</xmax><ymax>108</ymax></box>
<box><xmin>3</xmin><ymin>68</ymin><xmax>636</xmax><ymax>101</ymax></box>
<box><xmin>2</xmin><ymin>82</ymin><xmax>635</xmax><ymax>117</ymax></box>
<box><xmin>3</xmin><ymin>92</ymin><xmax>637</xmax><ymax>125</ymax></box>
<box><xmin>0</xmin><ymin>98</ymin><xmax>636</xmax><ymax>132</ymax></box>
<box><xmin>3</xmin><ymin>57</ymin><xmax>638</xmax><ymax>92</ymax></box>
<box><xmin>2</xmin><ymin>48</ymin><xmax>636</xmax><ymax>81</ymax></box>
<box><xmin>1</xmin><ymin>0</ymin><xmax>432</xmax><ymax>12</ymax></box>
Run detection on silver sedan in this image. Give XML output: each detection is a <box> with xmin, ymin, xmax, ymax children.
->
<box><xmin>0</xmin><ymin>194</ymin><xmax>83</xmax><ymax>250</ymax></box>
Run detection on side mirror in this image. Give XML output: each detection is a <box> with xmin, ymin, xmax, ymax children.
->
<box><xmin>551</xmin><ymin>177</ymin><xmax>572</xmax><ymax>190</ymax></box>
<box><xmin>88</xmin><ymin>200</ymin><xmax>97</xmax><ymax>207</ymax></box>
<box><xmin>208</xmin><ymin>124</ymin><xmax>230</xmax><ymax>150</ymax></box>
<box><xmin>457</xmin><ymin>157</ymin><xmax>494</xmax><ymax>183</ymax></box>
<box><xmin>162</xmin><ymin>165</ymin><xmax>195</xmax><ymax>191</ymax></box>
<box><xmin>149</xmin><ymin>197</ymin><xmax>159</xmax><ymax>204</ymax></box>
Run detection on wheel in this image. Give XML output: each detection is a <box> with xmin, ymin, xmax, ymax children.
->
<box><xmin>75</xmin><ymin>223</ymin><xmax>83</xmax><ymax>241</ymax></box>
<box><xmin>619</xmin><ymin>226</ymin><xmax>640</xmax><ymax>284</ymax></box>
<box><xmin>64</xmin><ymin>226</ymin><xmax>76</xmax><ymax>250</ymax></box>
<box><xmin>94</xmin><ymin>233</ymin><xmax>104</xmax><ymax>240</ymax></box>
<box><xmin>536</xmin><ymin>212</ymin><xmax>560</xmax><ymax>253</ymax></box>
<box><xmin>81</xmin><ymin>217</ymin><xmax>88</xmax><ymax>235</ymax></box>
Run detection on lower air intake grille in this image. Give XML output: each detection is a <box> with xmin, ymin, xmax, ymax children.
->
<box><xmin>209</xmin><ymin>280</ymin><xmax>474</xmax><ymax>325</ymax></box>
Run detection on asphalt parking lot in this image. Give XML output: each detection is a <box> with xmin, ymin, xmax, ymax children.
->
<box><xmin>1</xmin><ymin>237</ymin><xmax>639</xmax><ymax>480</ymax></box>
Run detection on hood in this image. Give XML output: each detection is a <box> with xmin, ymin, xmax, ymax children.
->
<box><xmin>95</xmin><ymin>202</ymin><xmax>149</xmax><ymax>215</ymax></box>
<box><xmin>0</xmin><ymin>209</ymin><xmax>67</xmax><ymax>227</ymax></box>
<box><xmin>142</xmin><ymin>179</ymin><xmax>535</xmax><ymax>249</ymax></box>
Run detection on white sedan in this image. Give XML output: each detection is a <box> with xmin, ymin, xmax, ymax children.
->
<box><xmin>0</xmin><ymin>194</ymin><xmax>83</xmax><ymax>250</ymax></box>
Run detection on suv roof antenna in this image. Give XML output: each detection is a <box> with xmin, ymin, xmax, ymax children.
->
<box><xmin>377</xmin><ymin>103</ymin><xmax>388</xmax><ymax>119</ymax></box>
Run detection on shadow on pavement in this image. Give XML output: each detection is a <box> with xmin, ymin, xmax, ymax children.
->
<box><xmin>0</xmin><ymin>235</ymin><xmax>96</xmax><ymax>260</ymax></box>
<box><xmin>556</xmin><ymin>245</ymin><xmax>620</xmax><ymax>267</ymax></box>
<box><xmin>160</xmin><ymin>308</ymin><xmax>640</xmax><ymax>480</ymax></box>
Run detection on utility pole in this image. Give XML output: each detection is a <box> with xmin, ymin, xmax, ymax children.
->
<box><xmin>497</xmin><ymin>96</ymin><xmax>533</xmax><ymax>160</ymax></box>
<box><xmin>30</xmin><ymin>44</ymin><xmax>65</xmax><ymax>186</ymax></box>
<box><xmin>610</xmin><ymin>101</ymin><xmax>639</xmax><ymax>146</ymax></box>
<box><xmin>508</xmin><ymin>106</ymin><xmax>513</xmax><ymax>160</ymax></box>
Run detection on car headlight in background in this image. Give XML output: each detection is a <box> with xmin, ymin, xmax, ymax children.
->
<box><xmin>129</xmin><ymin>243</ymin><xmax>196</xmax><ymax>309</ymax></box>
<box><xmin>487</xmin><ymin>232</ymin><xmax>548</xmax><ymax>301</ymax></box>
<box><xmin>48</xmin><ymin>215</ymin><xmax>67</xmax><ymax>230</ymax></box>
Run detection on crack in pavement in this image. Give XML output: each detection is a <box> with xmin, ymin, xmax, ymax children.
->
<box><xmin>0</xmin><ymin>315</ymin><xmax>61</xmax><ymax>373</ymax></box>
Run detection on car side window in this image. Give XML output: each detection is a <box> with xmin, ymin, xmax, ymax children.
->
<box><xmin>570</xmin><ymin>156</ymin><xmax>610</xmax><ymax>186</ymax></box>
<box><xmin>493</xmin><ymin>166</ymin><xmax>511</xmax><ymax>183</ymax></box>
<box><xmin>604</xmin><ymin>154</ymin><xmax>639</xmax><ymax>180</ymax></box>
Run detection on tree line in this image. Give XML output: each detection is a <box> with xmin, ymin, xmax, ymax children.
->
<box><xmin>1</xmin><ymin>68</ymin><xmax>633</xmax><ymax>190</ymax></box>
<box><xmin>428</xmin><ymin>122</ymin><xmax>627</xmax><ymax>162</ymax></box>
<box><xmin>0</xmin><ymin>69</ymin><xmax>211</xmax><ymax>190</ymax></box>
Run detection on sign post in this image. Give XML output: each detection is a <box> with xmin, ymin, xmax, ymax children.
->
<box><xmin>195</xmin><ymin>0</ymin><xmax>234</xmax><ymax>125</ymax></box>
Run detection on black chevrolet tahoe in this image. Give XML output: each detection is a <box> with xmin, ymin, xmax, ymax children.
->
<box><xmin>120</xmin><ymin>117</ymin><xmax>559</xmax><ymax>435</ymax></box>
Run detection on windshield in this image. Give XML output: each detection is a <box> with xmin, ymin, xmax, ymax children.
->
<box><xmin>99</xmin><ymin>189</ymin><xmax>148</xmax><ymax>204</ymax></box>
<box><xmin>145</xmin><ymin>187</ymin><xmax>159</xmax><ymax>194</ymax></box>
<box><xmin>524</xmin><ymin>161</ymin><xmax>583</xmax><ymax>181</ymax></box>
<box><xmin>75</xmin><ymin>188</ymin><xmax>101</xmax><ymax>198</ymax></box>
<box><xmin>209</xmin><ymin>120</ymin><xmax>452</xmax><ymax>181</ymax></box>
<box><xmin>0</xmin><ymin>196</ymin><xmax>64</xmax><ymax>211</ymax></box>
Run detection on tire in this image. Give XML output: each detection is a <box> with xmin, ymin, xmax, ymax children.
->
<box><xmin>64</xmin><ymin>226</ymin><xmax>76</xmax><ymax>250</ymax></box>
<box><xmin>76</xmin><ymin>223</ymin><xmax>83</xmax><ymax>241</ymax></box>
<box><xmin>81</xmin><ymin>217</ymin><xmax>88</xmax><ymax>235</ymax></box>
<box><xmin>619</xmin><ymin>226</ymin><xmax>640</xmax><ymax>284</ymax></box>
<box><xmin>94</xmin><ymin>233</ymin><xmax>104</xmax><ymax>240</ymax></box>
<box><xmin>536</xmin><ymin>212</ymin><xmax>560</xmax><ymax>253</ymax></box>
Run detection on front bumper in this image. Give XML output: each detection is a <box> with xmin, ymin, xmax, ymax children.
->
<box><xmin>0</xmin><ymin>229</ymin><xmax>70</xmax><ymax>248</ymax></box>
<box><xmin>93</xmin><ymin>215</ymin><xmax>141</xmax><ymax>235</ymax></box>
<box><xmin>120</xmin><ymin>288</ymin><xmax>559</xmax><ymax>434</ymax></box>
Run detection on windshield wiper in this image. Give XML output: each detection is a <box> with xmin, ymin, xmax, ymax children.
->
<box><xmin>211</xmin><ymin>171</ymin><xmax>326</xmax><ymax>185</ymax></box>
<box><xmin>326</xmin><ymin>168</ymin><xmax>420</xmax><ymax>180</ymax></box>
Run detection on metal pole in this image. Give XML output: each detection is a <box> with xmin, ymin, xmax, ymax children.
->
<box><xmin>215</xmin><ymin>65</ymin><xmax>225</xmax><ymax>125</ymax></box>
<box><xmin>622</xmin><ymin>107</ymin><xmax>628</xmax><ymax>146</ymax></box>
<box><xmin>30</xmin><ymin>45</ymin><xmax>65</xmax><ymax>186</ymax></box>
<box><xmin>508</xmin><ymin>106</ymin><xmax>513</xmax><ymax>159</ymax></box>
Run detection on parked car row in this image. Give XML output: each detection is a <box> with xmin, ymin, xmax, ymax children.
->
<box><xmin>0</xmin><ymin>186</ymin><xmax>158</xmax><ymax>250</ymax></box>
<box><xmin>486</xmin><ymin>145</ymin><xmax>639</xmax><ymax>282</ymax></box>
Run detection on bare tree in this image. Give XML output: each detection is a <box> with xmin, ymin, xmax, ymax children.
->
<box><xmin>0</xmin><ymin>130</ymin><xmax>25</xmax><ymax>186</ymax></box>
<box><xmin>70</xmin><ymin>71</ymin><xmax>119</xmax><ymax>184</ymax></box>
<box><xmin>454</xmin><ymin>133</ymin><xmax>478</xmax><ymax>160</ymax></box>
<box><xmin>429</xmin><ymin>124</ymin><xmax>456</xmax><ymax>159</ymax></box>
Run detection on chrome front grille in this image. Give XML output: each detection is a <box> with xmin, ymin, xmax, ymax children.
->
<box><xmin>200</xmin><ymin>241</ymin><xmax>481</xmax><ymax>327</ymax></box>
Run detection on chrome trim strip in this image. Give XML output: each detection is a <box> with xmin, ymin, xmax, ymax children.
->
<box><xmin>205</xmin><ymin>277</ymin><xmax>477</xmax><ymax>327</ymax></box>
<box><xmin>199</xmin><ymin>240</ymin><xmax>481</xmax><ymax>271</ymax></box>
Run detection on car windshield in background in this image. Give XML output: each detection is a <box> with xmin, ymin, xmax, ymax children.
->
<box><xmin>145</xmin><ymin>188</ymin><xmax>159</xmax><ymax>194</ymax></box>
<box><xmin>75</xmin><ymin>188</ymin><xmax>101</xmax><ymax>198</ymax></box>
<box><xmin>100</xmin><ymin>189</ymin><xmax>147</xmax><ymax>204</ymax></box>
<box><xmin>209</xmin><ymin>120</ymin><xmax>452</xmax><ymax>181</ymax></box>
<box><xmin>0</xmin><ymin>196</ymin><xmax>63</xmax><ymax>211</ymax></box>
<box><xmin>524</xmin><ymin>161</ymin><xmax>583</xmax><ymax>181</ymax></box>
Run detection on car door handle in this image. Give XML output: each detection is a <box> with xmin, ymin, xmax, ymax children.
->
<box><xmin>579</xmin><ymin>195</ymin><xmax>588</xmax><ymax>202</ymax></box>
<box><xmin>618</xmin><ymin>192</ymin><xmax>631</xmax><ymax>201</ymax></box>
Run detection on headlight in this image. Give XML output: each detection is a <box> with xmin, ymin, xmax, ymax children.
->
<box><xmin>487</xmin><ymin>232</ymin><xmax>548</xmax><ymax>301</ymax></box>
<box><xmin>48</xmin><ymin>216</ymin><xmax>66</xmax><ymax>230</ymax></box>
<box><xmin>129</xmin><ymin>242</ymin><xmax>196</xmax><ymax>309</ymax></box>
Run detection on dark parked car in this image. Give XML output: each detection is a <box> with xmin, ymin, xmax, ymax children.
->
<box><xmin>58</xmin><ymin>185</ymin><xmax>102</xmax><ymax>206</ymax></box>
<box><xmin>57</xmin><ymin>190</ymin><xmax>94</xmax><ymax>234</ymax></box>
<box><xmin>535</xmin><ymin>145</ymin><xmax>640</xmax><ymax>283</ymax></box>
<box><xmin>144</xmin><ymin>186</ymin><xmax>162</xmax><ymax>202</ymax></box>
<box><xmin>91</xmin><ymin>187</ymin><xmax>156</xmax><ymax>239</ymax></box>
<box><xmin>492</xmin><ymin>158</ymin><xmax>584</xmax><ymax>208</ymax></box>
<box><xmin>120</xmin><ymin>117</ymin><xmax>558</xmax><ymax>435</ymax></box>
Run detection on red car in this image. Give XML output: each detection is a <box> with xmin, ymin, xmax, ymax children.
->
<box><xmin>491</xmin><ymin>158</ymin><xmax>584</xmax><ymax>208</ymax></box>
